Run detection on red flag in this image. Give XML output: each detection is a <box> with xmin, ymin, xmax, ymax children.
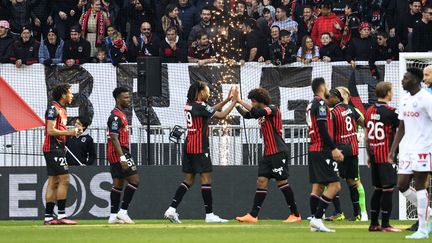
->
<box><xmin>0</xmin><ymin>76</ymin><xmax>44</xmax><ymax>136</ymax></box>
<box><xmin>348</xmin><ymin>71</ymin><xmax>367</xmax><ymax>115</ymax></box>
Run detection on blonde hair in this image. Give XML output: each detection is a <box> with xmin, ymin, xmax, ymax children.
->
<box><xmin>336</xmin><ymin>86</ymin><xmax>350</xmax><ymax>103</ymax></box>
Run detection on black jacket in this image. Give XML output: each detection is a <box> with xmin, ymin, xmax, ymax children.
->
<box><xmin>345</xmin><ymin>36</ymin><xmax>375</xmax><ymax>62</ymax></box>
<box><xmin>8</xmin><ymin>37</ymin><xmax>40</xmax><ymax>64</ymax></box>
<box><xmin>62</xmin><ymin>38</ymin><xmax>91</xmax><ymax>64</ymax></box>
<box><xmin>269</xmin><ymin>41</ymin><xmax>296</xmax><ymax>65</ymax></box>
<box><xmin>412</xmin><ymin>19</ymin><xmax>432</xmax><ymax>52</ymax></box>
<box><xmin>128</xmin><ymin>34</ymin><xmax>160</xmax><ymax>62</ymax></box>
<box><xmin>319</xmin><ymin>42</ymin><xmax>344</xmax><ymax>62</ymax></box>
<box><xmin>66</xmin><ymin>133</ymin><xmax>96</xmax><ymax>166</ymax></box>
<box><xmin>245</xmin><ymin>29</ymin><xmax>268</xmax><ymax>61</ymax></box>
<box><xmin>159</xmin><ymin>37</ymin><xmax>187</xmax><ymax>63</ymax></box>
<box><xmin>0</xmin><ymin>33</ymin><xmax>14</xmax><ymax>63</ymax></box>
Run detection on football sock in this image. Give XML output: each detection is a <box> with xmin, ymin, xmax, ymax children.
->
<box><xmin>57</xmin><ymin>199</ymin><xmax>66</xmax><ymax>218</ymax></box>
<box><xmin>349</xmin><ymin>184</ymin><xmax>360</xmax><ymax>217</ymax></box>
<box><xmin>110</xmin><ymin>187</ymin><xmax>122</xmax><ymax>214</ymax></box>
<box><xmin>370</xmin><ymin>188</ymin><xmax>382</xmax><ymax>226</ymax></box>
<box><xmin>201</xmin><ymin>184</ymin><xmax>213</xmax><ymax>214</ymax></box>
<box><xmin>416</xmin><ymin>189</ymin><xmax>429</xmax><ymax>233</ymax></box>
<box><xmin>278</xmin><ymin>183</ymin><xmax>299</xmax><ymax>217</ymax></box>
<box><xmin>310</xmin><ymin>193</ymin><xmax>320</xmax><ymax>216</ymax></box>
<box><xmin>358</xmin><ymin>183</ymin><xmax>367</xmax><ymax>213</ymax></box>
<box><xmin>402</xmin><ymin>187</ymin><xmax>417</xmax><ymax>206</ymax></box>
<box><xmin>45</xmin><ymin>202</ymin><xmax>55</xmax><ymax>219</ymax></box>
<box><xmin>250</xmin><ymin>188</ymin><xmax>268</xmax><ymax>218</ymax></box>
<box><xmin>333</xmin><ymin>193</ymin><xmax>342</xmax><ymax>214</ymax></box>
<box><xmin>170</xmin><ymin>182</ymin><xmax>190</xmax><ymax>209</ymax></box>
<box><xmin>315</xmin><ymin>195</ymin><xmax>332</xmax><ymax>219</ymax></box>
<box><xmin>120</xmin><ymin>183</ymin><xmax>138</xmax><ymax>210</ymax></box>
<box><xmin>381</xmin><ymin>187</ymin><xmax>393</xmax><ymax>228</ymax></box>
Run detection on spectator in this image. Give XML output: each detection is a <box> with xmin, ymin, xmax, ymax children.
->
<box><xmin>246</xmin><ymin>0</ymin><xmax>262</xmax><ymax>19</ymax></box>
<box><xmin>159</xmin><ymin>26</ymin><xmax>187</xmax><ymax>63</ymax></box>
<box><xmin>234</xmin><ymin>0</ymin><xmax>249</xmax><ymax>23</ymax></box>
<box><xmin>79</xmin><ymin>0</ymin><xmax>111</xmax><ymax>58</ymax></box>
<box><xmin>188</xmin><ymin>7</ymin><xmax>216</xmax><ymax>45</ymax></box>
<box><xmin>187</xmin><ymin>32</ymin><xmax>216</xmax><ymax>65</ymax></box>
<box><xmin>372</xmin><ymin>31</ymin><xmax>399</xmax><ymax>63</ymax></box>
<box><xmin>213</xmin><ymin>24</ymin><xmax>245</xmax><ymax>65</ymax></box>
<box><xmin>62</xmin><ymin>26</ymin><xmax>91</xmax><ymax>66</ymax></box>
<box><xmin>341</xmin><ymin>2</ymin><xmax>360</xmax><ymax>49</ymax></box>
<box><xmin>319</xmin><ymin>32</ymin><xmax>344</xmax><ymax>62</ymax></box>
<box><xmin>66</xmin><ymin>116</ymin><xmax>96</xmax><ymax>166</ymax></box>
<box><xmin>39</xmin><ymin>28</ymin><xmax>64</xmax><ymax>65</ymax></box>
<box><xmin>31</xmin><ymin>0</ymin><xmax>54</xmax><ymax>40</ymax></box>
<box><xmin>178</xmin><ymin>0</ymin><xmax>199</xmax><ymax>41</ymax></box>
<box><xmin>103</xmin><ymin>25</ymin><xmax>117</xmax><ymax>61</ymax></box>
<box><xmin>257</xmin><ymin>6</ymin><xmax>276</xmax><ymax>38</ymax></box>
<box><xmin>345</xmin><ymin>22</ymin><xmax>375</xmax><ymax>68</ymax></box>
<box><xmin>8</xmin><ymin>26</ymin><xmax>40</xmax><ymax>68</ymax></box>
<box><xmin>272</xmin><ymin>6</ymin><xmax>298</xmax><ymax>43</ymax></box>
<box><xmin>269</xmin><ymin>29</ymin><xmax>296</xmax><ymax>65</ymax></box>
<box><xmin>4</xmin><ymin>0</ymin><xmax>35</xmax><ymax>36</ymax></box>
<box><xmin>127</xmin><ymin>0</ymin><xmax>155</xmax><ymax>39</ymax></box>
<box><xmin>162</xmin><ymin>4</ymin><xmax>183</xmax><ymax>36</ymax></box>
<box><xmin>412</xmin><ymin>5</ymin><xmax>432</xmax><ymax>52</ymax></box>
<box><xmin>210</xmin><ymin>0</ymin><xmax>225</xmax><ymax>23</ymax></box>
<box><xmin>311</xmin><ymin>1</ymin><xmax>345</xmax><ymax>47</ymax></box>
<box><xmin>93</xmin><ymin>48</ymin><xmax>109</xmax><ymax>63</ymax></box>
<box><xmin>269</xmin><ymin>25</ymin><xmax>280</xmax><ymax>44</ymax></box>
<box><xmin>100</xmin><ymin>0</ymin><xmax>120</xmax><ymax>31</ymax></box>
<box><xmin>108</xmin><ymin>31</ymin><xmax>128</xmax><ymax>66</ymax></box>
<box><xmin>52</xmin><ymin>0</ymin><xmax>83</xmax><ymax>40</ymax></box>
<box><xmin>0</xmin><ymin>20</ymin><xmax>14</xmax><ymax>63</ymax></box>
<box><xmin>297</xmin><ymin>5</ymin><xmax>315</xmax><ymax>46</ymax></box>
<box><xmin>129</xmin><ymin>21</ymin><xmax>161</xmax><ymax>62</ymax></box>
<box><xmin>366</xmin><ymin>3</ymin><xmax>386</xmax><ymax>33</ymax></box>
<box><xmin>296</xmin><ymin>35</ymin><xmax>319</xmax><ymax>64</ymax></box>
<box><xmin>243</xmin><ymin>18</ymin><xmax>267</xmax><ymax>62</ymax></box>
<box><xmin>391</xmin><ymin>0</ymin><xmax>422</xmax><ymax>52</ymax></box>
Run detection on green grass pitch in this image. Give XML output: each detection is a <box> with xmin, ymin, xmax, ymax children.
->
<box><xmin>0</xmin><ymin>220</ymin><xmax>426</xmax><ymax>243</ymax></box>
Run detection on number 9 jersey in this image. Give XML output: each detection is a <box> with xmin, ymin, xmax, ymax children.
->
<box><xmin>365</xmin><ymin>101</ymin><xmax>399</xmax><ymax>164</ymax></box>
<box><xmin>184</xmin><ymin>101</ymin><xmax>216</xmax><ymax>154</ymax></box>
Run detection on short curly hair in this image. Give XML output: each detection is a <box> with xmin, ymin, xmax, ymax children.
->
<box><xmin>52</xmin><ymin>83</ymin><xmax>71</xmax><ymax>102</ymax></box>
<box><xmin>248</xmin><ymin>88</ymin><xmax>271</xmax><ymax>105</ymax></box>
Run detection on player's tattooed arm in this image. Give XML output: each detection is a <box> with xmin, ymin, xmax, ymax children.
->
<box><xmin>388</xmin><ymin>121</ymin><xmax>405</xmax><ymax>164</ymax></box>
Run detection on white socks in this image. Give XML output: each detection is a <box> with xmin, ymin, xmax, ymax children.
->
<box><xmin>402</xmin><ymin>188</ymin><xmax>418</xmax><ymax>206</ymax></box>
<box><xmin>417</xmin><ymin>189</ymin><xmax>429</xmax><ymax>233</ymax></box>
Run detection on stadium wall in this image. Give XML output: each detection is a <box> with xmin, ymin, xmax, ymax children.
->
<box><xmin>0</xmin><ymin>165</ymin><xmax>398</xmax><ymax>220</ymax></box>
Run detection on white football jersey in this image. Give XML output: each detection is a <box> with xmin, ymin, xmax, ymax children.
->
<box><xmin>398</xmin><ymin>89</ymin><xmax>432</xmax><ymax>153</ymax></box>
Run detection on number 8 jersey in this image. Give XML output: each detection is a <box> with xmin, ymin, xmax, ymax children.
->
<box><xmin>184</xmin><ymin>101</ymin><xmax>216</xmax><ymax>154</ymax></box>
<box><xmin>331</xmin><ymin>103</ymin><xmax>362</xmax><ymax>156</ymax></box>
<box><xmin>364</xmin><ymin>101</ymin><xmax>399</xmax><ymax>163</ymax></box>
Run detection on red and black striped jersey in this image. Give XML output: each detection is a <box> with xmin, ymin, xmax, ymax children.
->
<box><xmin>365</xmin><ymin>101</ymin><xmax>399</xmax><ymax>164</ymax></box>
<box><xmin>244</xmin><ymin>105</ymin><xmax>288</xmax><ymax>156</ymax></box>
<box><xmin>306</xmin><ymin>96</ymin><xmax>333</xmax><ymax>152</ymax></box>
<box><xmin>184</xmin><ymin>101</ymin><xmax>216</xmax><ymax>154</ymax></box>
<box><xmin>331</xmin><ymin>103</ymin><xmax>361</xmax><ymax>156</ymax></box>
<box><xmin>107</xmin><ymin>108</ymin><xmax>129</xmax><ymax>164</ymax></box>
<box><xmin>43</xmin><ymin>101</ymin><xmax>68</xmax><ymax>153</ymax></box>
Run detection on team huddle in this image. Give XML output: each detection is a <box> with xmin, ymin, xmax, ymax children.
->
<box><xmin>40</xmin><ymin>65</ymin><xmax>432</xmax><ymax>239</ymax></box>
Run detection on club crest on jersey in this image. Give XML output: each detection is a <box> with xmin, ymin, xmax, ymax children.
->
<box><xmin>205</xmin><ymin>105</ymin><xmax>215</xmax><ymax>113</ymax></box>
<box><xmin>319</xmin><ymin>106</ymin><xmax>327</xmax><ymax>116</ymax></box>
<box><xmin>81</xmin><ymin>137</ymin><xmax>86</xmax><ymax>143</ymax></box>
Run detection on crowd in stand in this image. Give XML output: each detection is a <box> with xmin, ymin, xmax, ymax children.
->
<box><xmin>0</xmin><ymin>0</ymin><xmax>431</xmax><ymax>68</ymax></box>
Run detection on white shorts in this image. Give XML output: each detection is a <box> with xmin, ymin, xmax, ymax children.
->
<box><xmin>398</xmin><ymin>152</ymin><xmax>432</xmax><ymax>174</ymax></box>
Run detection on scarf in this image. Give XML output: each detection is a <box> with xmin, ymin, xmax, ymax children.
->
<box><xmin>81</xmin><ymin>8</ymin><xmax>106</xmax><ymax>47</ymax></box>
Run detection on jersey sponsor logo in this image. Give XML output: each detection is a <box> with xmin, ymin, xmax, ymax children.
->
<box><xmin>418</xmin><ymin>153</ymin><xmax>429</xmax><ymax>162</ymax></box>
<box><xmin>272</xmin><ymin>166</ymin><xmax>284</xmax><ymax>175</ymax></box>
<box><xmin>403</xmin><ymin>111</ymin><xmax>420</xmax><ymax>117</ymax></box>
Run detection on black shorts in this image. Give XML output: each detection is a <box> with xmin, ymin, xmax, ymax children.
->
<box><xmin>44</xmin><ymin>149</ymin><xmax>69</xmax><ymax>176</ymax></box>
<box><xmin>308</xmin><ymin>150</ymin><xmax>339</xmax><ymax>184</ymax></box>
<box><xmin>182</xmin><ymin>153</ymin><xmax>212</xmax><ymax>174</ymax></box>
<box><xmin>339</xmin><ymin>156</ymin><xmax>359</xmax><ymax>180</ymax></box>
<box><xmin>110</xmin><ymin>153</ymin><xmax>138</xmax><ymax>179</ymax></box>
<box><xmin>258</xmin><ymin>152</ymin><xmax>289</xmax><ymax>181</ymax></box>
<box><xmin>371</xmin><ymin>159</ymin><xmax>397</xmax><ymax>188</ymax></box>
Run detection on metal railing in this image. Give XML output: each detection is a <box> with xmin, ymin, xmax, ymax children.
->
<box><xmin>0</xmin><ymin>125</ymin><xmax>367</xmax><ymax>167</ymax></box>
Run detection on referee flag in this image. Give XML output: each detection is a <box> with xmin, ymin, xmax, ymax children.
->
<box><xmin>0</xmin><ymin>76</ymin><xmax>44</xmax><ymax>136</ymax></box>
